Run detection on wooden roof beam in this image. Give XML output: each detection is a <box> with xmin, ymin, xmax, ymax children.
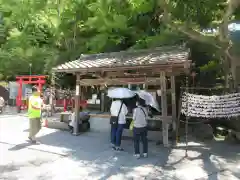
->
<box><xmin>79</xmin><ymin>77</ymin><xmax>163</xmax><ymax>86</ymax></box>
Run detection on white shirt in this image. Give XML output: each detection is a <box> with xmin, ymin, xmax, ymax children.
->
<box><xmin>110</xmin><ymin>100</ymin><xmax>128</xmax><ymax>124</ymax></box>
<box><xmin>0</xmin><ymin>97</ymin><xmax>5</xmax><ymax>106</ymax></box>
<box><xmin>133</xmin><ymin>106</ymin><xmax>147</xmax><ymax>128</ymax></box>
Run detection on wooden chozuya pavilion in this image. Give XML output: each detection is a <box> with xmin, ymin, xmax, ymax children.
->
<box><xmin>52</xmin><ymin>46</ymin><xmax>191</xmax><ymax>147</ymax></box>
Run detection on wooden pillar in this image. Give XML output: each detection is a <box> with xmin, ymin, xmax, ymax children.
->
<box><xmin>50</xmin><ymin>72</ymin><xmax>55</xmax><ymax>116</ymax></box>
<box><xmin>81</xmin><ymin>86</ymin><xmax>85</xmax><ymax>100</ymax></box>
<box><xmin>73</xmin><ymin>73</ymin><xmax>81</xmax><ymax>135</ymax></box>
<box><xmin>101</xmin><ymin>92</ymin><xmax>105</xmax><ymax>112</ymax></box>
<box><xmin>171</xmin><ymin>75</ymin><xmax>177</xmax><ymax>143</ymax></box>
<box><xmin>171</xmin><ymin>75</ymin><xmax>177</xmax><ymax>130</ymax></box>
<box><xmin>80</xmin><ymin>86</ymin><xmax>86</xmax><ymax>110</ymax></box>
<box><xmin>143</xmin><ymin>83</ymin><xmax>148</xmax><ymax>90</ymax></box>
<box><xmin>160</xmin><ymin>71</ymin><xmax>169</xmax><ymax>147</ymax></box>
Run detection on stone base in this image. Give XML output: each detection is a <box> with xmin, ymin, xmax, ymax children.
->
<box><xmin>89</xmin><ymin>116</ymin><xmax>167</xmax><ymax>142</ymax></box>
<box><xmin>46</xmin><ymin>119</ymin><xmax>69</xmax><ymax>131</ymax></box>
<box><xmin>234</xmin><ymin>132</ymin><xmax>240</xmax><ymax>141</ymax></box>
<box><xmin>226</xmin><ymin>131</ymin><xmax>240</xmax><ymax>142</ymax></box>
<box><xmin>45</xmin><ymin>116</ymin><xmax>170</xmax><ymax>143</ymax></box>
<box><xmin>45</xmin><ymin>118</ymin><xmax>90</xmax><ymax>133</ymax></box>
<box><xmin>123</xmin><ymin>129</ymin><xmax>163</xmax><ymax>142</ymax></box>
<box><xmin>190</xmin><ymin>124</ymin><xmax>214</xmax><ymax>140</ymax></box>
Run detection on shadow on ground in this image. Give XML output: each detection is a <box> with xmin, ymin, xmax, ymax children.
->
<box><xmin>6</xmin><ymin>129</ymin><xmax>240</xmax><ymax>179</ymax></box>
<box><xmin>1</xmin><ymin>114</ymin><xmax>239</xmax><ymax>179</ymax></box>
<box><xmin>6</xmin><ymin>129</ymin><xmax>171</xmax><ymax>179</ymax></box>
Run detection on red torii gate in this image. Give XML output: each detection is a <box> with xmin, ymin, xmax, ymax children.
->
<box><xmin>16</xmin><ymin>75</ymin><xmax>47</xmax><ymax>111</ymax></box>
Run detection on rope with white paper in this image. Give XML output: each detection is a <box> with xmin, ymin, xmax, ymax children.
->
<box><xmin>181</xmin><ymin>92</ymin><xmax>240</xmax><ymax>118</ymax></box>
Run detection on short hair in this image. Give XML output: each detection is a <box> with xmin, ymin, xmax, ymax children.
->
<box><xmin>137</xmin><ymin>98</ymin><xmax>146</xmax><ymax>107</ymax></box>
<box><xmin>32</xmin><ymin>86</ymin><xmax>38</xmax><ymax>92</ymax></box>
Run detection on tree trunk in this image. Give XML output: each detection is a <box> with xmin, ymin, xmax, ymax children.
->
<box><xmin>228</xmin><ymin>52</ymin><xmax>239</xmax><ymax>91</ymax></box>
<box><xmin>228</xmin><ymin>54</ymin><xmax>240</xmax><ymax>141</ymax></box>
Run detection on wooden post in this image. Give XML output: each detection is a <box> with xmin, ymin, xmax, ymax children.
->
<box><xmin>176</xmin><ymin>89</ymin><xmax>183</xmax><ymax>144</ymax></box>
<box><xmin>81</xmin><ymin>86</ymin><xmax>85</xmax><ymax>100</ymax></box>
<box><xmin>80</xmin><ymin>86</ymin><xmax>86</xmax><ymax>110</ymax></box>
<box><xmin>160</xmin><ymin>71</ymin><xmax>169</xmax><ymax>147</ymax></box>
<box><xmin>171</xmin><ymin>75</ymin><xmax>177</xmax><ymax>143</ymax></box>
<box><xmin>171</xmin><ymin>76</ymin><xmax>177</xmax><ymax>129</ymax></box>
<box><xmin>73</xmin><ymin>73</ymin><xmax>81</xmax><ymax>135</ymax></box>
<box><xmin>101</xmin><ymin>92</ymin><xmax>105</xmax><ymax>112</ymax></box>
<box><xmin>50</xmin><ymin>72</ymin><xmax>55</xmax><ymax>116</ymax></box>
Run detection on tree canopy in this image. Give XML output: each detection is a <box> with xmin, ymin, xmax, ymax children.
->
<box><xmin>0</xmin><ymin>0</ymin><xmax>239</xmax><ymax>85</ymax></box>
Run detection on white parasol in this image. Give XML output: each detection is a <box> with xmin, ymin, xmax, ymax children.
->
<box><xmin>107</xmin><ymin>87</ymin><xmax>136</xmax><ymax>99</ymax></box>
<box><xmin>136</xmin><ymin>90</ymin><xmax>160</xmax><ymax>112</ymax></box>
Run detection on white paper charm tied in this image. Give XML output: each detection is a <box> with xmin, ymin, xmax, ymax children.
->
<box><xmin>181</xmin><ymin>92</ymin><xmax>240</xmax><ymax>118</ymax></box>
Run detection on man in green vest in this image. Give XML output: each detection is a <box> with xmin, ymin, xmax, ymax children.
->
<box><xmin>28</xmin><ymin>87</ymin><xmax>43</xmax><ymax>143</ymax></box>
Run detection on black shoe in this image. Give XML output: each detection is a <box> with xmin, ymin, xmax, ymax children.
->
<box><xmin>28</xmin><ymin>137</ymin><xmax>37</xmax><ymax>144</ymax></box>
<box><xmin>116</xmin><ymin>147</ymin><xmax>124</xmax><ymax>151</ymax></box>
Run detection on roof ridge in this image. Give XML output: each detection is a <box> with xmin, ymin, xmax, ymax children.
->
<box><xmin>53</xmin><ymin>45</ymin><xmax>190</xmax><ymax>72</ymax></box>
<box><xmin>80</xmin><ymin>45</ymin><xmax>187</xmax><ymax>58</ymax></box>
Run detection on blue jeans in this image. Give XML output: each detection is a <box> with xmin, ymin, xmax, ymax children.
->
<box><xmin>111</xmin><ymin>124</ymin><xmax>124</xmax><ymax>147</ymax></box>
<box><xmin>133</xmin><ymin>127</ymin><xmax>148</xmax><ymax>154</ymax></box>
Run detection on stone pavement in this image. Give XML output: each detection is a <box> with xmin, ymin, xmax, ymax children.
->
<box><xmin>0</xmin><ymin>114</ymin><xmax>239</xmax><ymax>180</ymax></box>
<box><xmin>1</xmin><ymin>106</ymin><xmax>26</xmax><ymax>116</ymax></box>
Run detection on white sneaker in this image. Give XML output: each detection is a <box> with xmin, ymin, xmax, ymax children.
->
<box><xmin>134</xmin><ymin>154</ymin><xmax>140</xmax><ymax>159</ymax></box>
<box><xmin>143</xmin><ymin>153</ymin><xmax>148</xmax><ymax>158</ymax></box>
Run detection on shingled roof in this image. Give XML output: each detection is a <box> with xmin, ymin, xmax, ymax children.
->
<box><xmin>53</xmin><ymin>46</ymin><xmax>190</xmax><ymax>73</ymax></box>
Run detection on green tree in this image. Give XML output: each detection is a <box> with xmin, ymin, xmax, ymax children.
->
<box><xmin>157</xmin><ymin>0</ymin><xmax>240</xmax><ymax>88</ymax></box>
<box><xmin>1</xmin><ymin>0</ymin><xmax>236</xmax><ymax>86</ymax></box>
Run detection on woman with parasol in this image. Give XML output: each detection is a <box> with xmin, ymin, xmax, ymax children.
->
<box><xmin>108</xmin><ymin>88</ymin><xmax>135</xmax><ymax>151</ymax></box>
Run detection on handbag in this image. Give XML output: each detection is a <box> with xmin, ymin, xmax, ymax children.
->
<box><xmin>110</xmin><ymin>102</ymin><xmax>123</xmax><ymax>127</ymax></box>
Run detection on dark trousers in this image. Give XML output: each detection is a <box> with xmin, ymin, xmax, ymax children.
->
<box><xmin>133</xmin><ymin>127</ymin><xmax>148</xmax><ymax>154</ymax></box>
<box><xmin>111</xmin><ymin>124</ymin><xmax>124</xmax><ymax>147</ymax></box>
